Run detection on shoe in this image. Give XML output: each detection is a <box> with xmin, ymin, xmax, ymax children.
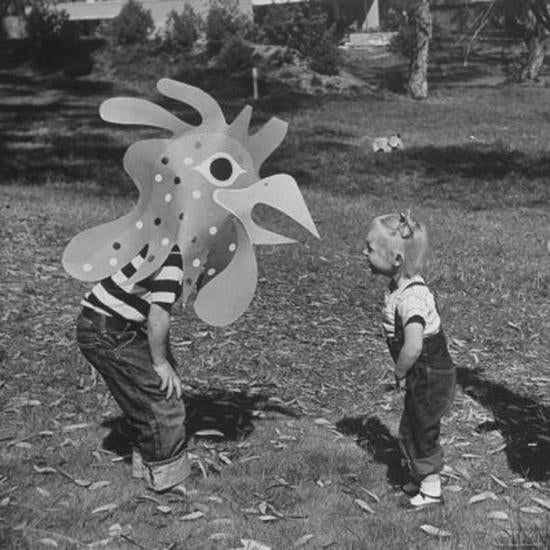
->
<box><xmin>403</xmin><ymin>491</ymin><xmax>444</xmax><ymax>511</ymax></box>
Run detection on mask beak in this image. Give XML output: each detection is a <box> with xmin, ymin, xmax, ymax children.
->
<box><xmin>213</xmin><ymin>174</ymin><xmax>320</xmax><ymax>245</ymax></box>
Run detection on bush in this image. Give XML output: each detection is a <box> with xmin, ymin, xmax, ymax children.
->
<box><xmin>163</xmin><ymin>4</ymin><xmax>202</xmax><ymax>54</ymax></box>
<box><xmin>308</xmin><ymin>28</ymin><xmax>341</xmax><ymax>75</ymax></box>
<box><xmin>257</xmin><ymin>2</ymin><xmax>341</xmax><ymax>75</ymax></box>
<box><xmin>502</xmin><ymin>51</ymin><xmax>528</xmax><ymax>83</ymax></box>
<box><xmin>216</xmin><ymin>36</ymin><xmax>254</xmax><ymax>74</ymax></box>
<box><xmin>387</xmin><ymin>9</ymin><xmax>442</xmax><ymax>59</ymax></box>
<box><xmin>387</xmin><ymin>10</ymin><xmax>414</xmax><ymax>57</ymax></box>
<box><xmin>26</xmin><ymin>1</ymin><xmax>78</xmax><ymax>62</ymax></box>
<box><xmin>105</xmin><ymin>0</ymin><xmax>154</xmax><ymax>45</ymax></box>
<box><xmin>205</xmin><ymin>0</ymin><xmax>253</xmax><ymax>56</ymax></box>
<box><xmin>94</xmin><ymin>41</ymin><xmax>168</xmax><ymax>83</ymax></box>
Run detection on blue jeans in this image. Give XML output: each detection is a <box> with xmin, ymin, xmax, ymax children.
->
<box><xmin>76</xmin><ymin>308</ymin><xmax>190</xmax><ymax>491</ymax></box>
<box><xmin>389</xmin><ymin>332</ymin><xmax>455</xmax><ymax>480</ymax></box>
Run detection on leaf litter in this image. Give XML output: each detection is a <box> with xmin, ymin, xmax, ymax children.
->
<box><xmin>6</xmin><ymin>99</ymin><xmax>548</xmax><ymax>550</ymax></box>
<box><xmin>469</xmin><ymin>491</ymin><xmax>498</xmax><ymax>505</ymax></box>
<box><xmin>355</xmin><ymin>498</ymin><xmax>375</xmax><ymax>514</ymax></box>
<box><xmin>293</xmin><ymin>534</ymin><xmax>314</xmax><ymax>547</ymax></box>
<box><xmin>420</xmin><ymin>525</ymin><xmax>451</xmax><ymax>538</ymax></box>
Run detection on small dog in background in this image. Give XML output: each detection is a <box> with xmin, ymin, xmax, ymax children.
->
<box><xmin>372</xmin><ymin>133</ymin><xmax>404</xmax><ymax>153</ymax></box>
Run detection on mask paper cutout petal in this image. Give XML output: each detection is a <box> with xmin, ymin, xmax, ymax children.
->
<box><xmin>228</xmin><ymin>106</ymin><xmax>253</xmax><ymax>140</ymax></box>
<box><xmin>100</xmin><ymin>98</ymin><xmax>191</xmax><ymax>134</ymax></box>
<box><xmin>193</xmin><ymin>221</ymin><xmax>257</xmax><ymax>326</ymax></box>
<box><xmin>157</xmin><ymin>79</ymin><xmax>225</xmax><ymax>129</ymax></box>
<box><xmin>123</xmin><ymin>139</ymin><xmax>168</xmax><ymax>197</ymax></box>
<box><xmin>62</xmin><ymin>139</ymin><xmax>169</xmax><ymax>281</ymax></box>
<box><xmin>63</xmin><ymin>79</ymin><xmax>319</xmax><ymax>326</ymax></box>
<box><xmin>214</xmin><ymin>174</ymin><xmax>320</xmax><ymax>244</ymax></box>
<box><xmin>248</xmin><ymin>118</ymin><xmax>288</xmax><ymax>168</ymax></box>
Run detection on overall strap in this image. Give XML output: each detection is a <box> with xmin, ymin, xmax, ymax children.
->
<box><xmin>402</xmin><ymin>281</ymin><xmax>426</xmax><ymax>291</ymax></box>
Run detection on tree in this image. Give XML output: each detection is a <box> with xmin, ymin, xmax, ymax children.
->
<box><xmin>478</xmin><ymin>0</ymin><xmax>550</xmax><ymax>81</ymax></box>
<box><xmin>407</xmin><ymin>0</ymin><xmax>432</xmax><ymax>99</ymax></box>
<box><xmin>501</xmin><ymin>0</ymin><xmax>550</xmax><ymax>81</ymax></box>
<box><xmin>106</xmin><ymin>0</ymin><xmax>154</xmax><ymax>45</ymax></box>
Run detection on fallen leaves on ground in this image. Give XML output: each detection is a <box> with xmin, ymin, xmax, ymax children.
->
<box><xmin>91</xmin><ymin>503</ymin><xmax>118</xmax><ymax>515</ymax></box>
<box><xmin>178</xmin><ymin>511</ymin><xmax>204</xmax><ymax>521</ymax></box>
<box><xmin>469</xmin><ymin>491</ymin><xmax>498</xmax><ymax>504</ymax></box>
<box><xmin>420</xmin><ymin>524</ymin><xmax>451</xmax><ymax>538</ymax></box>
<box><xmin>487</xmin><ymin>511</ymin><xmax>509</xmax><ymax>520</ymax></box>
<box><xmin>355</xmin><ymin>498</ymin><xmax>375</xmax><ymax>514</ymax></box>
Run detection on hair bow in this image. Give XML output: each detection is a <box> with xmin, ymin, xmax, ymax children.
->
<box><xmin>398</xmin><ymin>210</ymin><xmax>415</xmax><ymax>239</ymax></box>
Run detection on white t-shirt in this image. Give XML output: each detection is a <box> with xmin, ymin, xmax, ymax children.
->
<box><xmin>382</xmin><ymin>275</ymin><xmax>441</xmax><ymax>339</ymax></box>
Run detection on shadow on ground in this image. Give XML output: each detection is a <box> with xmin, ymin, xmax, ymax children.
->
<box><xmin>335</xmin><ymin>414</ymin><xmax>409</xmax><ymax>488</ymax></box>
<box><xmin>457</xmin><ymin>366</ymin><xmax>550</xmax><ymax>482</ymax></box>
<box><xmin>335</xmin><ymin>368</ymin><xmax>550</xmax><ymax>484</ymax></box>
<box><xmin>3</xmin><ymin>52</ymin><xmax>550</xmax><ymax>209</ymax></box>
<box><xmin>101</xmin><ymin>389</ymin><xmax>298</xmax><ymax>460</ymax></box>
<box><xmin>0</xmin><ymin>65</ymin><xmax>322</xmax><ymax>191</ymax></box>
<box><xmin>269</xmin><ymin>140</ymin><xmax>550</xmax><ymax>209</ymax></box>
<box><xmin>344</xmin><ymin>39</ymin><xmax>524</xmax><ymax>93</ymax></box>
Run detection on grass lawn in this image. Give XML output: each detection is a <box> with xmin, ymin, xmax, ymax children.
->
<box><xmin>1</xmin><ymin>46</ymin><xmax>550</xmax><ymax>549</ymax></box>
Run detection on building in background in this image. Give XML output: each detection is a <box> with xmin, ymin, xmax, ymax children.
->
<box><xmin>362</xmin><ymin>0</ymin><xmax>379</xmax><ymax>31</ymax></box>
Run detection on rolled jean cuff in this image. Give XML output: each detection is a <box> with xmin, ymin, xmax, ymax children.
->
<box><xmin>411</xmin><ymin>449</ymin><xmax>444</xmax><ymax>480</ymax></box>
<box><xmin>142</xmin><ymin>447</ymin><xmax>191</xmax><ymax>492</ymax></box>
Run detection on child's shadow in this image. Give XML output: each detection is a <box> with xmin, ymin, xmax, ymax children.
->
<box><xmin>101</xmin><ymin>388</ymin><xmax>297</xmax><ymax>459</ymax></box>
<box><xmin>335</xmin><ymin>414</ymin><xmax>409</xmax><ymax>487</ymax></box>
<box><xmin>457</xmin><ymin>366</ymin><xmax>550</xmax><ymax>481</ymax></box>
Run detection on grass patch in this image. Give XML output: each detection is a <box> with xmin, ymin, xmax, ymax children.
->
<box><xmin>1</xmin><ymin>49</ymin><xmax>550</xmax><ymax>549</ymax></box>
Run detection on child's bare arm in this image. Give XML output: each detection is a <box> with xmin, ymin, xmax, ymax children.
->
<box><xmin>395</xmin><ymin>322</ymin><xmax>423</xmax><ymax>379</ymax></box>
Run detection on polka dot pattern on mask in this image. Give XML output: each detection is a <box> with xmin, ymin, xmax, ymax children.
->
<box><xmin>74</xmin><ymin>143</ymin><xmax>247</xmax><ymax>287</ymax></box>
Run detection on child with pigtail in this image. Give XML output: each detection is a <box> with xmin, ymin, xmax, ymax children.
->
<box><xmin>363</xmin><ymin>211</ymin><xmax>456</xmax><ymax>509</ymax></box>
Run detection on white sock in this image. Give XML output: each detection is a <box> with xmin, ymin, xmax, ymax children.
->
<box><xmin>420</xmin><ymin>474</ymin><xmax>441</xmax><ymax>497</ymax></box>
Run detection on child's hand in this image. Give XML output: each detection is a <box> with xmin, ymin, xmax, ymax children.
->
<box><xmin>153</xmin><ymin>361</ymin><xmax>182</xmax><ymax>400</ymax></box>
<box><xmin>394</xmin><ymin>366</ymin><xmax>409</xmax><ymax>381</ymax></box>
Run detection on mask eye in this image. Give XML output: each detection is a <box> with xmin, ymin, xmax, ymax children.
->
<box><xmin>192</xmin><ymin>152</ymin><xmax>245</xmax><ymax>187</ymax></box>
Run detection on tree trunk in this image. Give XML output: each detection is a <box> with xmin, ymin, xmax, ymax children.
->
<box><xmin>408</xmin><ymin>0</ymin><xmax>432</xmax><ymax>100</ymax></box>
<box><xmin>522</xmin><ymin>31</ymin><xmax>549</xmax><ymax>81</ymax></box>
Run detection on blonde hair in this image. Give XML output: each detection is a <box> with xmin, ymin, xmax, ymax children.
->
<box><xmin>369</xmin><ymin>211</ymin><xmax>429</xmax><ymax>277</ymax></box>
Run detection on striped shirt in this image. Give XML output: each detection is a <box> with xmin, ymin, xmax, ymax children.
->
<box><xmin>82</xmin><ymin>245</ymin><xmax>183</xmax><ymax>323</ymax></box>
<box><xmin>382</xmin><ymin>276</ymin><xmax>441</xmax><ymax>339</ymax></box>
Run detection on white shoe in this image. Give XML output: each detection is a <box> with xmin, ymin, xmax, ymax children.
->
<box><xmin>406</xmin><ymin>491</ymin><xmax>444</xmax><ymax>510</ymax></box>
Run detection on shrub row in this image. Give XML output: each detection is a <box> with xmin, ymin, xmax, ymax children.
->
<box><xmin>24</xmin><ymin>0</ymin><xmax>343</xmax><ymax>76</ymax></box>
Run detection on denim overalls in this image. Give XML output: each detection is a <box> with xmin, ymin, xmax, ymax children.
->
<box><xmin>386</xmin><ymin>281</ymin><xmax>456</xmax><ymax>480</ymax></box>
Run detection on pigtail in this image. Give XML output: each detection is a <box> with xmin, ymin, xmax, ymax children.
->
<box><xmin>402</xmin><ymin>216</ymin><xmax>428</xmax><ymax>278</ymax></box>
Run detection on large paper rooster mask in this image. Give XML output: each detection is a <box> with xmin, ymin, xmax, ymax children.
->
<box><xmin>62</xmin><ymin>79</ymin><xmax>319</xmax><ymax>326</ymax></box>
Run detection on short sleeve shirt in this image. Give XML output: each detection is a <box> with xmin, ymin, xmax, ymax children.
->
<box><xmin>82</xmin><ymin>245</ymin><xmax>183</xmax><ymax>322</ymax></box>
<box><xmin>382</xmin><ymin>275</ymin><xmax>441</xmax><ymax>339</ymax></box>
